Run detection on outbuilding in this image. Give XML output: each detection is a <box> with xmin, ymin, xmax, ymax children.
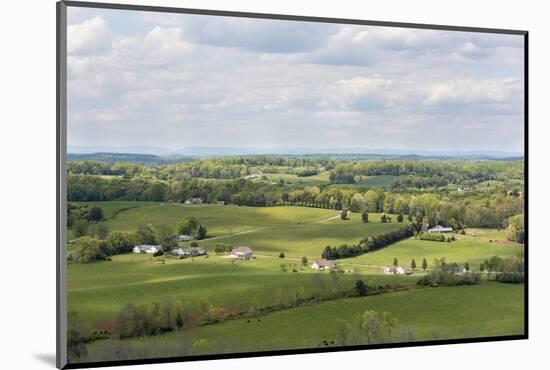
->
<box><xmin>229</xmin><ymin>246</ymin><xmax>254</xmax><ymax>260</ymax></box>
<box><xmin>311</xmin><ymin>259</ymin><xmax>337</xmax><ymax>270</ymax></box>
<box><xmin>428</xmin><ymin>225</ymin><xmax>453</xmax><ymax>233</ymax></box>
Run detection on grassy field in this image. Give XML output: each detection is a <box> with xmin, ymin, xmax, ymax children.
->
<box><xmin>191</xmin><ymin>212</ymin><xmax>405</xmax><ymax>258</ymax></box>
<box><xmin>67</xmin><ymin>202</ymin><xmax>523</xmax><ymax>342</ymax></box>
<box><xmin>339</xmin><ymin>229</ymin><xmax>522</xmax><ymax>270</ymax></box>
<box><xmin>75</xmin><ymin>202</ymin><xmax>405</xmax><ymax>257</ymax></box>
<box><xmin>68</xmin><ymin>203</ymin><xmax>417</xmax><ymax>326</ymax></box>
<box><xmin>264</xmin><ymin>172</ymin><xmax>331</xmax><ymax>186</ymax></box>
<box><xmin>84</xmin><ymin>283</ymin><xmax>524</xmax><ymax>361</ymax></box>
<box><xmin>68</xmin><ymin>253</ymin><xmax>416</xmax><ymax>326</ymax></box>
<box><xmin>73</xmin><ymin>201</ymin><xmax>156</xmax><ymax>220</ymax></box>
<box><xmin>92</xmin><ymin>203</ymin><xmax>339</xmax><ymax>236</ymax></box>
<box><xmin>357</xmin><ymin>175</ymin><xmax>398</xmax><ymax>187</ymax></box>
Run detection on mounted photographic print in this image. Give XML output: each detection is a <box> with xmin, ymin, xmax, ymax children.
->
<box><xmin>57</xmin><ymin>1</ymin><xmax>528</xmax><ymax>368</ymax></box>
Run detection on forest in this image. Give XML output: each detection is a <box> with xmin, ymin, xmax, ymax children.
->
<box><xmin>67</xmin><ymin>156</ymin><xmax>524</xmax><ymax>231</ymax></box>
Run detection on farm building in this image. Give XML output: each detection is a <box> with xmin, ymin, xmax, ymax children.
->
<box><xmin>311</xmin><ymin>259</ymin><xmax>337</xmax><ymax>270</ymax></box>
<box><xmin>428</xmin><ymin>225</ymin><xmax>453</xmax><ymax>233</ymax></box>
<box><xmin>383</xmin><ymin>266</ymin><xmax>412</xmax><ymax>275</ymax></box>
<box><xmin>185</xmin><ymin>197</ymin><xmax>203</xmax><ymax>204</ymax></box>
<box><xmin>229</xmin><ymin>246</ymin><xmax>254</xmax><ymax>260</ymax></box>
<box><xmin>175</xmin><ymin>234</ymin><xmax>194</xmax><ymax>242</ymax></box>
<box><xmin>171</xmin><ymin>247</ymin><xmax>207</xmax><ymax>257</ymax></box>
<box><xmin>133</xmin><ymin>245</ymin><xmax>162</xmax><ymax>254</ymax></box>
<box><xmin>244</xmin><ymin>171</ymin><xmax>263</xmax><ymax>180</ymax></box>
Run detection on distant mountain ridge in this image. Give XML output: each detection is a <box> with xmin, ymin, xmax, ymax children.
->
<box><xmin>68</xmin><ymin>145</ymin><xmax>523</xmax><ymax>159</ymax></box>
<box><xmin>67</xmin><ymin>150</ymin><xmax>524</xmax><ymax>165</ymax></box>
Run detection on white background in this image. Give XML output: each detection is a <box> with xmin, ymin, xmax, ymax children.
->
<box><xmin>0</xmin><ymin>0</ymin><xmax>546</xmax><ymax>369</ymax></box>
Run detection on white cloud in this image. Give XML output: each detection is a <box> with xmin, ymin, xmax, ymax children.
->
<box><xmin>67</xmin><ymin>16</ymin><xmax>111</xmax><ymax>54</ymax></box>
<box><xmin>424</xmin><ymin>78</ymin><xmax>523</xmax><ymax>106</ymax></box>
<box><xmin>66</xmin><ymin>8</ymin><xmax>525</xmax><ymax>153</ymax></box>
<box><xmin>335</xmin><ymin>77</ymin><xmax>392</xmax><ymax>97</ymax></box>
<box><xmin>318</xmin><ymin>76</ymin><xmax>393</xmax><ymax>111</ymax></box>
<box><xmin>143</xmin><ymin>26</ymin><xmax>192</xmax><ymax>55</ymax></box>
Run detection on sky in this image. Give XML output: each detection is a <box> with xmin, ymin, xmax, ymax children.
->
<box><xmin>66</xmin><ymin>7</ymin><xmax>525</xmax><ymax>154</ymax></box>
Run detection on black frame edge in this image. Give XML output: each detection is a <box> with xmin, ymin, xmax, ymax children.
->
<box><xmin>57</xmin><ymin>1</ymin><xmax>68</xmax><ymax>369</ymax></box>
<box><xmin>61</xmin><ymin>0</ymin><xmax>527</xmax><ymax>35</ymax></box>
<box><xmin>523</xmin><ymin>32</ymin><xmax>529</xmax><ymax>339</ymax></box>
<box><xmin>64</xmin><ymin>335</ymin><xmax>527</xmax><ymax>369</ymax></box>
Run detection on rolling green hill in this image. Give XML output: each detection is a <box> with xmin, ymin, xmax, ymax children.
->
<box><xmin>83</xmin><ymin>283</ymin><xmax>524</xmax><ymax>362</ymax></box>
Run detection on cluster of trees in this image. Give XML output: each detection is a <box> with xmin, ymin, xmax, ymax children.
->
<box><xmin>295</xmin><ymin>168</ymin><xmax>321</xmax><ymax>177</ymax></box>
<box><xmin>416</xmin><ymin>232</ymin><xmax>455</xmax><ymax>242</ymax></box>
<box><xmin>322</xmin><ymin>224</ymin><xmax>418</xmax><ymax>260</ymax></box>
<box><xmin>67</xmin><ymin>204</ymin><xmax>104</xmax><ymax>227</ymax></box>
<box><xmin>176</xmin><ymin>217</ymin><xmax>207</xmax><ymax>240</ymax></box>
<box><xmin>417</xmin><ymin>258</ymin><xmax>480</xmax><ymax>286</ymax></box>
<box><xmin>322</xmin><ymin>244</ymin><xmax>362</xmax><ymax>260</ymax></box>
<box><xmin>359</xmin><ymin>224</ymin><xmax>418</xmax><ymax>254</ymax></box>
<box><xmin>70</xmin><ymin>216</ymin><xmax>213</xmax><ymax>263</ymax></box>
<box><xmin>68</xmin><ymin>176</ymin><xmax>170</xmax><ymax>202</ymax></box>
<box><xmin>69</xmin><ymin>156</ymin><xmax>334</xmax><ymax>181</ymax></box>
<box><xmin>68</xmin><ymin>175</ymin><xmax>524</xmax><ymax>231</ymax></box>
<box><xmin>70</xmin><ymin>223</ymin><xmax>177</xmax><ymax>263</ymax></box>
<box><xmin>336</xmin><ymin>310</ymin><xmax>415</xmax><ymax>346</ymax></box>
<box><xmin>480</xmin><ymin>253</ymin><xmax>525</xmax><ymax>283</ymax></box>
<box><xmin>391</xmin><ymin>175</ymin><xmax>448</xmax><ymax>189</ymax></box>
<box><xmin>213</xmin><ymin>244</ymin><xmax>233</xmax><ymax>254</ymax></box>
<box><xmin>72</xmin><ymin>237</ymin><xmax>108</xmax><ymax>263</ymax></box>
<box><xmin>68</xmin><ymin>160</ymin><xmax>146</xmax><ymax>177</ymax></box>
<box><xmin>68</xmin><ymin>204</ymin><xmax>110</xmax><ymax>240</ymax></box>
<box><xmin>71</xmin><ymin>226</ymin><xmax>154</xmax><ymax>263</ymax></box>
<box><xmin>329</xmin><ymin>160</ymin><xmax>524</xmax><ymax>186</ymax></box>
<box><xmin>507</xmin><ymin>213</ymin><xmax>525</xmax><ymax>243</ymax></box>
<box><xmin>116</xmin><ymin>299</ymin><xmax>189</xmax><ymax>338</ymax></box>
<box><xmin>67</xmin><ymin>157</ymin><xmax>524</xmax><ymax>231</ymax></box>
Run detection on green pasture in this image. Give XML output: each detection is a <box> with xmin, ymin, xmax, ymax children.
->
<box><xmin>264</xmin><ymin>172</ymin><xmax>331</xmax><ymax>186</ymax></box>
<box><xmin>339</xmin><ymin>229</ymin><xmax>523</xmax><ymax>270</ymax></box>
<box><xmin>193</xmin><ymin>215</ymin><xmax>404</xmax><ymax>258</ymax></box>
<box><xmin>85</xmin><ymin>283</ymin><xmax>524</xmax><ymax>361</ymax></box>
<box><xmin>67</xmin><ymin>202</ymin><xmax>523</xmax><ymax>335</ymax></box>
<box><xmin>357</xmin><ymin>175</ymin><xmax>398</xmax><ymax>187</ymax></box>
<box><xmin>67</xmin><ymin>253</ymin><xmax>416</xmax><ymax>326</ymax></box>
<box><xmin>93</xmin><ymin>203</ymin><xmax>339</xmax><ymax>236</ymax></box>
<box><xmin>72</xmin><ymin>201</ymin><xmax>155</xmax><ymax>220</ymax></box>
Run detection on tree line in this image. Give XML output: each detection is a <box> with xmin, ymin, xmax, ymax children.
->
<box><xmin>322</xmin><ymin>224</ymin><xmax>418</xmax><ymax>260</ymax></box>
<box><xmin>329</xmin><ymin>160</ymin><xmax>524</xmax><ymax>186</ymax></box>
<box><xmin>68</xmin><ymin>156</ymin><xmax>335</xmax><ymax>181</ymax></box>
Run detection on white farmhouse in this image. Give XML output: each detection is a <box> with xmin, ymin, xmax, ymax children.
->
<box><xmin>172</xmin><ymin>247</ymin><xmax>207</xmax><ymax>258</ymax></box>
<box><xmin>244</xmin><ymin>171</ymin><xmax>263</xmax><ymax>180</ymax></box>
<box><xmin>133</xmin><ymin>245</ymin><xmax>161</xmax><ymax>254</ymax></box>
<box><xmin>428</xmin><ymin>225</ymin><xmax>453</xmax><ymax>233</ymax></box>
<box><xmin>383</xmin><ymin>266</ymin><xmax>412</xmax><ymax>275</ymax></box>
<box><xmin>229</xmin><ymin>246</ymin><xmax>254</xmax><ymax>260</ymax></box>
<box><xmin>311</xmin><ymin>259</ymin><xmax>337</xmax><ymax>271</ymax></box>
